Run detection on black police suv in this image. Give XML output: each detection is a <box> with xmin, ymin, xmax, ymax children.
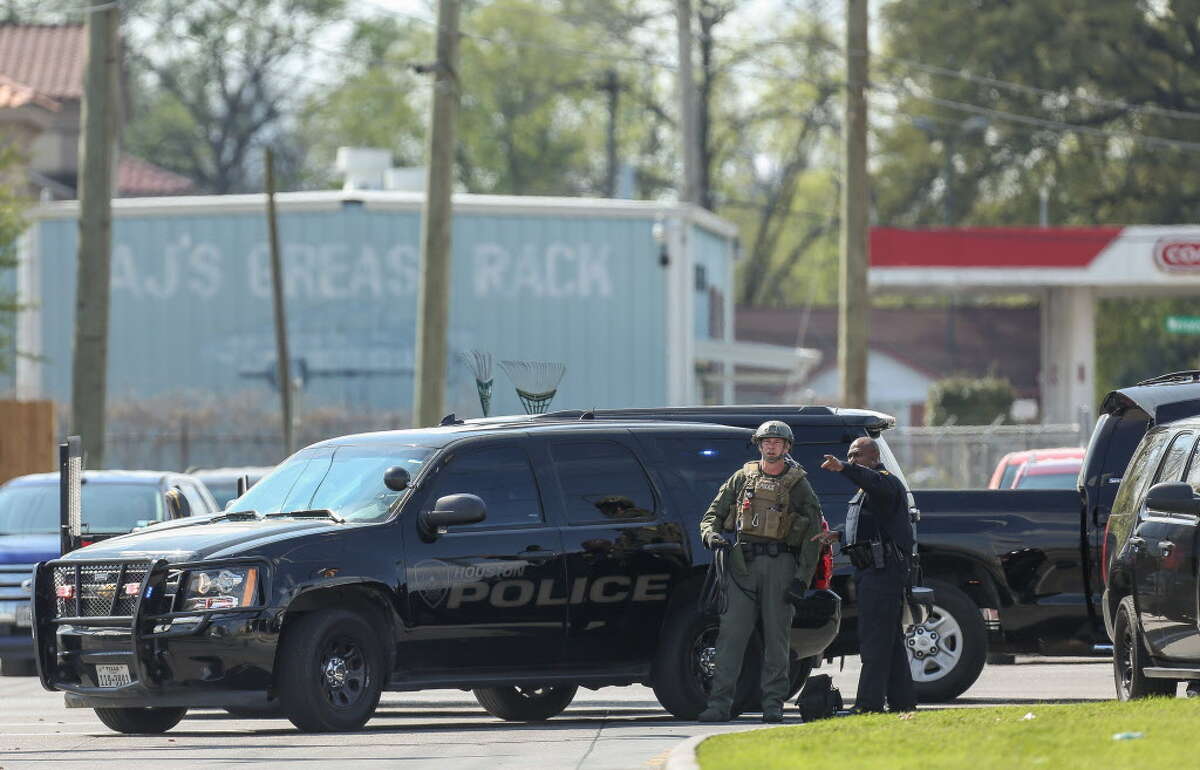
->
<box><xmin>32</xmin><ymin>418</ymin><xmax>841</xmax><ymax>733</ymax></box>
<box><xmin>1098</xmin><ymin>372</ymin><xmax>1200</xmax><ymax>699</ymax></box>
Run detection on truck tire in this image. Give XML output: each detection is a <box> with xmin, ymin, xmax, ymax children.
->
<box><xmin>277</xmin><ymin>608</ymin><xmax>384</xmax><ymax>732</ymax></box>
<box><xmin>906</xmin><ymin>578</ymin><xmax>986</xmax><ymax>702</ymax></box>
<box><xmin>473</xmin><ymin>685</ymin><xmax>578</xmax><ymax>721</ymax></box>
<box><xmin>94</xmin><ymin>706</ymin><xmax>187</xmax><ymax>734</ymax></box>
<box><xmin>1113</xmin><ymin>596</ymin><xmax>1175</xmax><ymax>700</ymax></box>
<box><xmin>650</xmin><ymin>601</ymin><xmax>759</xmax><ymax>719</ymax></box>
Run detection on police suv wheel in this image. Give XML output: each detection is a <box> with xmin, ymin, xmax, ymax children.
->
<box><xmin>473</xmin><ymin>685</ymin><xmax>578</xmax><ymax>721</ymax></box>
<box><xmin>906</xmin><ymin>578</ymin><xmax>986</xmax><ymax>702</ymax></box>
<box><xmin>650</xmin><ymin>601</ymin><xmax>758</xmax><ymax>719</ymax></box>
<box><xmin>93</xmin><ymin>706</ymin><xmax>187</xmax><ymax>734</ymax></box>
<box><xmin>1113</xmin><ymin>596</ymin><xmax>1175</xmax><ymax>700</ymax></box>
<box><xmin>277</xmin><ymin>609</ymin><xmax>384</xmax><ymax>732</ymax></box>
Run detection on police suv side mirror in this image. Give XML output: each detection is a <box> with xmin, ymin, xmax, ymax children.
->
<box><xmin>420</xmin><ymin>493</ymin><xmax>487</xmax><ymax>538</ymax></box>
<box><xmin>1145</xmin><ymin>481</ymin><xmax>1200</xmax><ymax>514</ymax></box>
<box><xmin>384</xmin><ymin>466</ymin><xmax>412</xmax><ymax>491</ymax></box>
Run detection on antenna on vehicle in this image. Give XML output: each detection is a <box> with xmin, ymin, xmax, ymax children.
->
<box><xmin>439</xmin><ymin>413</ymin><xmax>464</xmax><ymax>426</ymax></box>
<box><xmin>580</xmin><ymin>408</ymin><xmax>595</xmax><ymax>420</ymax></box>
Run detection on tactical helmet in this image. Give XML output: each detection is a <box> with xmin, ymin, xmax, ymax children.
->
<box><xmin>753</xmin><ymin>420</ymin><xmax>793</xmax><ymax>445</ymax></box>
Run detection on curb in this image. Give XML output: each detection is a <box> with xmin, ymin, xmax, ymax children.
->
<box><xmin>665</xmin><ymin>733</ymin><xmax>708</xmax><ymax>770</ymax></box>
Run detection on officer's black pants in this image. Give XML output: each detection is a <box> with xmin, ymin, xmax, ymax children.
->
<box><xmin>853</xmin><ymin>559</ymin><xmax>916</xmax><ymax>712</ymax></box>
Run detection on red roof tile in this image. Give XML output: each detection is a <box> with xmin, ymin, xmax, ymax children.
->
<box><xmin>0</xmin><ymin>24</ymin><xmax>87</xmax><ymax>101</ymax></box>
<box><xmin>117</xmin><ymin>154</ymin><xmax>195</xmax><ymax>197</ymax></box>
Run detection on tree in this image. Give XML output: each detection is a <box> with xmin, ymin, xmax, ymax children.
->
<box><xmin>875</xmin><ymin>0</ymin><xmax>1200</xmax><ymax>228</ymax></box>
<box><xmin>123</xmin><ymin>0</ymin><xmax>346</xmax><ymax>194</ymax></box>
<box><xmin>301</xmin><ymin>0</ymin><xmax>623</xmax><ymax>196</ymax></box>
<box><xmin>873</xmin><ymin>1</ymin><xmax>1200</xmax><ymax>394</ymax></box>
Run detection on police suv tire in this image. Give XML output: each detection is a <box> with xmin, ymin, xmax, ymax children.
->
<box><xmin>650</xmin><ymin>601</ymin><xmax>758</xmax><ymax>719</ymax></box>
<box><xmin>1113</xmin><ymin>596</ymin><xmax>1175</xmax><ymax>701</ymax></box>
<box><xmin>277</xmin><ymin>608</ymin><xmax>385</xmax><ymax>732</ymax></box>
<box><xmin>93</xmin><ymin>706</ymin><xmax>187</xmax><ymax>734</ymax></box>
<box><xmin>472</xmin><ymin>685</ymin><xmax>578</xmax><ymax>721</ymax></box>
<box><xmin>909</xmin><ymin>578</ymin><xmax>987</xmax><ymax>702</ymax></box>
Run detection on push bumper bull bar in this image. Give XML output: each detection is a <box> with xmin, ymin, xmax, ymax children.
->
<box><xmin>32</xmin><ymin>557</ymin><xmax>277</xmax><ymax>709</ymax></box>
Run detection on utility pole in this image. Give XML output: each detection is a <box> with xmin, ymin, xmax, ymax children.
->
<box><xmin>413</xmin><ymin>0</ymin><xmax>461</xmax><ymax>427</ymax></box>
<box><xmin>264</xmin><ymin>147</ymin><xmax>293</xmax><ymax>455</ymax></box>
<box><xmin>600</xmin><ymin>69</ymin><xmax>620</xmax><ymax>198</ymax></box>
<box><xmin>676</xmin><ymin>0</ymin><xmax>700</xmax><ymax>204</ymax></box>
<box><xmin>70</xmin><ymin>2</ymin><xmax>119</xmax><ymax>468</ymax></box>
<box><xmin>838</xmin><ymin>0</ymin><xmax>869</xmax><ymax>409</ymax></box>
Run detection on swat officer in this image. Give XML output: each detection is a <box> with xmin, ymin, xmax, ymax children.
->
<box><xmin>813</xmin><ymin>437</ymin><xmax>916</xmax><ymax>714</ymax></box>
<box><xmin>697</xmin><ymin>421</ymin><xmax>823</xmax><ymax>723</ymax></box>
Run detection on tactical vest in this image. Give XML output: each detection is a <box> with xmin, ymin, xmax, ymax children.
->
<box><xmin>723</xmin><ymin>461</ymin><xmax>808</xmax><ymax>541</ymax></box>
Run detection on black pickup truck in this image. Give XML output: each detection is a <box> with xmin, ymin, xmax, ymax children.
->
<box><xmin>547</xmin><ymin>407</ymin><xmax>1106</xmax><ymax>702</ymax></box>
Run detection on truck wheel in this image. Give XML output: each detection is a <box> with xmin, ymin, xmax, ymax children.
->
<box><xmin>277</xmin><ymin>609</ymin><xmax>384</xmax><ymax>732</ymax></box>
<box><xmin>905</xmin><ymin>578</ymin><xmax>986</xmax><ymax>702</ymax></box>
<box><xmin>94</xmin><ymin>706</ymin><xmax>187</xmax><ymax>734</ymax></box>
<box><xmin>473</xmin><ymin>685</ymin><xmax>578</xmax><ymax>721</ymax></box>
<box><xmin>1113</xmin><ymin>596</ymin><xmax>1175</xmax><ymax>700</ymax></box>
<box><xmin>650</xmin><ymin>601</ymin><xmax>758</xmax><ymax>719</ymax></box>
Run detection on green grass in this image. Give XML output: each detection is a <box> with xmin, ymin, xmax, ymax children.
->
<box><xmin>696</xmin><ymin>699</ymin><xmax>1198</xmax><ymax>770</ymax></box>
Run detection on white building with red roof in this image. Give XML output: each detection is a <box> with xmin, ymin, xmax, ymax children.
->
<box><xmin>0</xmin><ymin>23</ymin><xmax>193</xmax><ymax>198</ymax></box>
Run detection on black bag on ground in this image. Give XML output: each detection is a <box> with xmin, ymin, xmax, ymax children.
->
<box><xmin>794</xmin><ymin>674</ymin><xmax>842</xmax><ymax>722</ymax></box>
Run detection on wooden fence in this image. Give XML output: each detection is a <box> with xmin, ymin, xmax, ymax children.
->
<box><xmin>0</xmin><ymin>400</ymin><xmax>56</xmax><ymax>484</ymax></box>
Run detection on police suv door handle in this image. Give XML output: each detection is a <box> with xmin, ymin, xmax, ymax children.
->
<box><xmin>518</xmin><ymin>547</ymin><xmax>558</xmax><ymax>562</ymax></box>
<box><xmin>1128</xmin><ymin>536</ymin><xmax>1145</xmax><ymax>551</ymax></box>
<box><xmin>1159</xmin><ymin>540</ymin><xmax>1175</xmax><ymax>556</ymax></box>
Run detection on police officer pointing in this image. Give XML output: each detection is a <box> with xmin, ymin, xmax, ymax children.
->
<box><xmin>697</xmin><ymin>421</ymin><xmax>823</xmax><ymax>723</ymax></box>
<box><xmin>813</xmin><ymin>437</ymin><xmax>916</xmax><ymax>714</ymax></box>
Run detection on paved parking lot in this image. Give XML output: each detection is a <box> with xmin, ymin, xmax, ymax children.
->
<box><xmin>0</xmin><ymin>656</ymin><xmax>1119</xmax><ymax>769</ymax></box>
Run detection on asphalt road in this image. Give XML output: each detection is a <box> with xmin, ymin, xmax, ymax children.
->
<box><xmin>0</xmin><ymin>656</ymin><xmax>1121</xmax><ymax>769</ymax></box>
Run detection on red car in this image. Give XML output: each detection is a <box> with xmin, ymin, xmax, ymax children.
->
<box><xmin>1011</xmin><ymin>457</ymin><xmax>1084</xmax><ymax>490</ymax></box>
<box><xmin>988</xmin><ymin>447</ymin><xmax>1084</xmax><ymax>489</ymax></box>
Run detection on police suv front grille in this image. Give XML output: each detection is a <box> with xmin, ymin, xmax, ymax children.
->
<box><xmin>52</xmin><ymin>563</ymin><xmax>150</xmax><ymax>619</ymax></box>
<box><xmin>0</xmin><ymin>563</ymin><xmax>34</xmax><ymax>600</ymax></box>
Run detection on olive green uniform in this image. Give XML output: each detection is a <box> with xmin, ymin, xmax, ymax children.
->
<box><xmin>698</xmin><ymin>461</ymin><xmax>823</xmax><ymax>717</ymax></box>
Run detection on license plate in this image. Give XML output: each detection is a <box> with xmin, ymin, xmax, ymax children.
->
<box><xmin>14</xmin><ymin>603</ymin><xmax>31</xmax><ymax>628</ymax></box>
<box><xmin>95</xmin><ymin>664</ymin><xmax>132</xmax><ymax>688</ymax></box>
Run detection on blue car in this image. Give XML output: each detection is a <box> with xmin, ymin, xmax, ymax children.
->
<box><xmin>0</xmin><ymin>470</ymin><xmax>218</xmax><ymax>675</ymax></box>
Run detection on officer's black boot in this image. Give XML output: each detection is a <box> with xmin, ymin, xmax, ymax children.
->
<box><xmin>697</xmin><ymin>707</ymin><xmax>731</xmax><ymax>722</ymax></box>
<box><xmin>762</xmin><ymin>707</ymin><xmax>783</xmax><ymax>723</ymax></box>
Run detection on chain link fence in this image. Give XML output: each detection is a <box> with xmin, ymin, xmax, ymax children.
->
<box><xmin>884</xmin><ymin>423</ymin><xmax>1091</xmax><ymax>490</ymax></box>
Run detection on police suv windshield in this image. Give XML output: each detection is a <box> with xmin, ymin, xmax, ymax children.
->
<box><xmin>0</xmin><ymin>482</ymin><xmax>164</xmax><ymax>535</ymax></box>
<box><xmin>232</xmin><ymin>445</ymin><xmax>432</xmax><ymax>523</ymax></box>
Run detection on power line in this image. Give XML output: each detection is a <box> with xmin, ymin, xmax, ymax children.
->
<box><xmin>879</xmin><ymin>81</ymin><xmax>1200</xmax><ymax>154</ymax></box>
<box><xmin>883</xmin><ymin>54</ymin><xmax>1200</xmax><ymax>124</ymax></box>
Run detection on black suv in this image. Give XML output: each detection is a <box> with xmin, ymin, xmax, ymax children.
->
<box><xmin>1101</xmin><ymin>373</ymin><xmax>1200</xmax><ymax>699</ymax></box>
<box><xmin>32</xmin><ymin>418</ymin><xmax>843</xmax><ymax>733</ymax></box>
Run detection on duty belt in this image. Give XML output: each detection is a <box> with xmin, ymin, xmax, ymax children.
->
<box><xmin>740</xmin><ymin>541</ymin><xmax>799</xmax><ymax>558</ymax></box>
